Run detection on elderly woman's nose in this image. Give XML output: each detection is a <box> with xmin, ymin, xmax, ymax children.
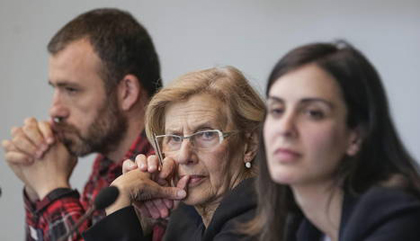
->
<box><xmin>175</xmin><ymin>140</ymin><xmax>196</xmax><ymax>165</ymax></box>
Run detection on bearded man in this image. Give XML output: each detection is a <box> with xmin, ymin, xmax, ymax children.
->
<box><xmin>2</xmin><ymin>8</ymin><xmax>175</xmax><ymax>241</ymax></box>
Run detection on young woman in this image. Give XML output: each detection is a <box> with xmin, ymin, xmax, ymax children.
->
<box><xmin>251</xmin><ymin>41</ymin><xmax>420</xmax><ymax>241</ymax></box>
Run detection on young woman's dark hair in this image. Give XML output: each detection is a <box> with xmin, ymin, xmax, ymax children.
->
<box><xmin>249</xmin><ymin>40</ymin><xmax>420</xmax><ymax>241</ymax></box>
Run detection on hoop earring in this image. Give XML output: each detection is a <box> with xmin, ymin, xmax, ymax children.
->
<box><xmin>245</xmin><ymin>161</ymin><xmax>252</xmax><ymax>169</ymax></box>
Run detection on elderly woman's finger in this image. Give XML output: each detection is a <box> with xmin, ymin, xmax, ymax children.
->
<box><xmin>140</xmin><ymin>183</ymin><xmax>186</xmax><ymax>201</ymax></box>
<box><xmin>147</xmin><ymin>155</ymin><xmax>159</xmax><ymax>173</ymax></box>
<box><xmin>163</xmin><ymin>198</ymin><xmax>174</xmax><ymax>209</ymax></box>
<box><xmin>173</xmin><ymin>175</ymin><xmax>190</xmax><ymax>209</ymax></box>
<box><xmin>135</xmin><ymin>154</ymin><xmax>148</xmax><ymax>171</ymax></box>
<box><xmin>122</xmin><ymin>159</ymin><xmax>137</xmax><ymax>174</ymax></box>
<box><xmin>176</xmin><ymin>175</ymin><xmax>190</xmax><ymax>190</ymax></box>
<box><xmin>133</xmin><ymin>201</ymin><xmax>153</xmax><ymax>218</ymax></box>
<box><xmin>152</xmin><ymin>199</ymin><xmax>170</xmax><ymax>218</ymax></box>
<box><xmin>144</xmin><ymin>200</ymin><xmax>161</xmax><ymax>219</ymax></box>
<box><xmin>156</xmin><ymin>178</ymin><xmax>169</xmax><ymax>187</ymax></box>
<box><xmin>158</xmin><ymin>157</ymin><xmax>176</xmax><ymax>180</ymax></box>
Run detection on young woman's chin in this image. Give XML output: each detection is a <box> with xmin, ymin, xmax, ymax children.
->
<box><xmin>268</xmin><ymin>169</ymin><xmax>298</xmax><ymax>185</ymax></box>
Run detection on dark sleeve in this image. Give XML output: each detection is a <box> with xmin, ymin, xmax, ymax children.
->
<box><xmin>344</xmin><ymin>188</ymin><xmax>420</xmax><ymax>241</ymax></box>
<box><xmin>83</xmin><ymin>206</ymin><xmax>151</xmax><ymax>241</ymax></box>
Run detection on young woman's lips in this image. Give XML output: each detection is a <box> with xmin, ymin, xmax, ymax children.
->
<box><xmin>273</xmin><ymin>148</ymin><xmax>301</xmax><ymax>163</ymax></box>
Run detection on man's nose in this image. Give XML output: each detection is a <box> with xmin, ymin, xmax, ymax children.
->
<box><xmin>49</xmin><ymin>92</ymin><xmax>69</xmax><ymax>122</ymax></box>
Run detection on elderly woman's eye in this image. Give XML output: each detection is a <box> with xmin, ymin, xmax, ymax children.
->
<box><xmin>167</xmin><ymin>135</ymin><xmax>182</xmax><ymax>144</ymax></box>
<box><xmin>200</xmin><ymin>131</ymin><xmax>217</xmax><ymax>140</ymax></box>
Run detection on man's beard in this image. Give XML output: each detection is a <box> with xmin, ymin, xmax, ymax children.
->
<box><xmin>54</xmin><ymin>93</ymin><xmax>128</xmax><ymax>157</ymax></box>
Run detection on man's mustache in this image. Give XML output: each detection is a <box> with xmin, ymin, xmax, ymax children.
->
<box><xmin>51</xmin><ymin>122</ymin><xmax>80</xmax><ymax>140</ymax></box>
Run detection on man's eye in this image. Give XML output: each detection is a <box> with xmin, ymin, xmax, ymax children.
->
<box><xmin>65</xmin><ymin>87</ymin><xmax>78</xmax><ymax>93</ymax></box>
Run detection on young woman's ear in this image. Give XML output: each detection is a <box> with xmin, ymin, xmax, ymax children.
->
<box><xmin>243</xmin><ymin>130</ymin><xmax>259</xmax><ymax>165</ymax></box>
<box><xmin>117</xmin><ymin>74</ymin><xmax>141</xmax><ymax>111</ymax></box>
<box><xmin>346</xmin><ymin>126</ymin><xmax>365</xmax><ymax>156</ymax></box>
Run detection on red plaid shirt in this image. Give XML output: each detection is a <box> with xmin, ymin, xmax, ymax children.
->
<box><xmin>24</xmin><ymin>131</ymin><xmax>157</xmax><ymax>241</ymax></box>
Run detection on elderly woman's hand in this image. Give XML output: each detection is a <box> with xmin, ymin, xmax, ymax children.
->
<box><xmin>121</xmin><ymin>154</ymin><xmax>189</xmax><ymax>219</ymax></box>
<box><xmin>133</xmin><ymin>154</ymin><xmax>184</xmax><ymax>219</ymax></box>
<box><xmin>105</xmin><ymin>156</ymin><xmax>188</xmax><ymax>217</ymax></box>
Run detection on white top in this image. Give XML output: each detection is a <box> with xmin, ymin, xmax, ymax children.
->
<box><xmin>321</xmin><ymin>235</ymin><xmax>332</xmax><ymax>241</ymax></box>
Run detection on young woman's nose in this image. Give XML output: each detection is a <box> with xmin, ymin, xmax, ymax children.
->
<box><xmin>276</xmin><ymin>111</ymin><xmax>298</xmax><ymax>138</ymax></box>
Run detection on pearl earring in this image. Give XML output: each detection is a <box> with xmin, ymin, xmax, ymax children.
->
<box><xmin>245</xmin><ymin>161</ymin><xmax>252</xmax><ymax>169</ymax></box>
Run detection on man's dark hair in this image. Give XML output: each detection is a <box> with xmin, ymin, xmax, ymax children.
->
<box><xmin>48</xmin><ymin>8</ymin><xmax>162</xmax><ymax>97</ymax></box>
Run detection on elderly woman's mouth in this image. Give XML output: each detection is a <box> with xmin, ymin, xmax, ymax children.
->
<box><xmin>180</xmin><ymin>175</ymin><xmax>206</xmax><ymax>187</ymax></box>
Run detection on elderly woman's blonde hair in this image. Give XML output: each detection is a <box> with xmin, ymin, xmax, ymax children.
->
<box><xmin>145</xmin><ymin>66</ymin><xmax>265</xmax><ymax>149</ymax></box>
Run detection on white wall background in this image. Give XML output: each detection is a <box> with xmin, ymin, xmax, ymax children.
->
<box><xmin>1</xmin><ymin>0</ymin><xmax>419</xmax><ymax>239</ymax></box>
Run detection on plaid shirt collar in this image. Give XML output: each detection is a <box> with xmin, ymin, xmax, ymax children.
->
<box><xmin>93</xmin><ymin>130</ymin><xmax>154</xmax><ymax>183</ymax></box>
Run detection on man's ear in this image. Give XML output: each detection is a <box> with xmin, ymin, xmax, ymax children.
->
<box><xmin>243</xmin><ymin>130</ymin><xmax>259</xmax><ymax>164</ymax></box>
<box><xmin>117</xmin><ymin>74</ymin><xmax>141</xmax><ymax>111</ymax></box>
<box><xmin>346</xmin><ymin>126</ymin><xmax>365</xmax><ymax>156</ymax></box>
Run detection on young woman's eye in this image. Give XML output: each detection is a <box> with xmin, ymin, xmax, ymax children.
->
<box><xmin>268</xmin><ymin>107</ymin><xmax>284</xmax><ymax>117</ymax></box>
<box><xmin>305</xmin><ymin>109</ymin><xmax>325</xmax><ymax>120</ymax></box>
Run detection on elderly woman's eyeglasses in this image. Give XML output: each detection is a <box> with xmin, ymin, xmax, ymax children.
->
<box><xmin>155</xmin><ymin>129</ymin><xmax>236</xmax><ymax>152</ymax></box>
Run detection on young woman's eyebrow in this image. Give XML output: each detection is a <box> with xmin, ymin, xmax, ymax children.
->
<box><xmin>300</xmin><ymin>98</ymin><xmax>334</xmax><ymax>109</ymax></box>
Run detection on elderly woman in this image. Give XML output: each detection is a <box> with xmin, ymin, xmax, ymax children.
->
<box><xmin>83</xmin><ymin>66</ymin><xmax>264</xmax><ymax>240</ymax></box>
<box><xmin>249</xmin><ymin>41</ymin><xmax>420</xmax><ymax>241</ymax></box>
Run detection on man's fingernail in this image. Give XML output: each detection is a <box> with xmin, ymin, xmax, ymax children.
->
<box><xmin>25</xmin><ymin>157</ymin><xmax>34</xmax><ymax>164</ymax></box>
<box><xmin>177</xmin><ymin>190</ymin><xmax>186</xmax><ymax>198</ymax></box>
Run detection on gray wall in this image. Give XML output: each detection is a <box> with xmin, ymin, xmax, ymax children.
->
<box><xmin>1</xmin><ymin>0</ymin><xmax>419</xmax><ymax>239</ymax></box>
